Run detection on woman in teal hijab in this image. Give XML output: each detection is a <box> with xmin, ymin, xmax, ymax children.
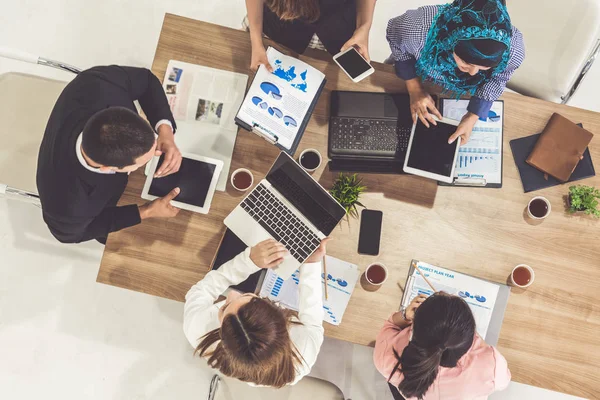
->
<box><xmin>387</xmin><ymin>0</ymin><xmax>525</xmax><ymax>144</ymax></box>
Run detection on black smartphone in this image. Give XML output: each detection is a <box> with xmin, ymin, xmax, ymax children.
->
<box><xmin>358</xmin><ymin>209</ymin><xmax>383</xmax><ymax>255</ymax></box>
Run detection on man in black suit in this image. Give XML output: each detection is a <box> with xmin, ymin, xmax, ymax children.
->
<box><xmin>37</xmin><ymin>65</ymin><xmax>183</xmax><ymax>244</ymax></box>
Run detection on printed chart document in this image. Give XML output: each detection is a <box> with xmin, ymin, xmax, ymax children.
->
<box><xmin>162</xmin><ymin>61</ymin><xmax>248</xmax><ymax>191</ymax></box>
<box><xmin>402</xmin><ymin>260</ymin><xmax>501</xmax><ymax>339</ymax></box>
<box><xmin>441</xmin><ymin>99</ymin><xmax>504</xmax><ymax>187</ymax></box>
<box><xmin>235</xmin><ymin>47</ymin><xmax>326</xmax><ymax>154</ymax></box>
<box><xmin>259</xmin><ymin>256</ymin><xmax>359</xmax><ymax>326</ymax></box>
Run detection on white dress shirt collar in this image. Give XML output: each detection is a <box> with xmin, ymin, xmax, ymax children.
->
<box><xmin>75</xmin><ymin>133</ymin><xmax>115</xmax><ymax>175</ymax></box>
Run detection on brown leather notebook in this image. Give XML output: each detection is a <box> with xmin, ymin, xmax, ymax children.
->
<box><xmin>526</xmin><ymin>113</ymin><xmax>594</xmax><ymax>182</ymax></box>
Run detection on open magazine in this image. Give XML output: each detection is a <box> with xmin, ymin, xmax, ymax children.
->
<box><xmin>235</xmin><ymin>47</ymin><xmax>326</xmax><ymax>154</ymax></box>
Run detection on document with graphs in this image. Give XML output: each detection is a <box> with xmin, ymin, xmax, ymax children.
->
<box><xmin>402</xmin><ymin>260</ymin><xmax>510</xmax><ymax>346</ymax></box>
<box><xmin>259</xmin><ymin>255</ymin><xmax>359</xmax><ymax>326</ymax></box>
<box><xmin>440</xmin><ymin>99</ymin><xmax>504</xmax><ymax>187</ymax></box>
<box><xmin>235</xmin><ymin>46</ymin><xmax>326</xmax><ymax>154</ymax></box>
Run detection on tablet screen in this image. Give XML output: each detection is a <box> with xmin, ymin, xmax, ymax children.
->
<box><xmin>149</xmin><ymin>155</ymin><xmax>216</xmax><ymax>207</ymax></box>
<box><xmin>406</xmin><ymin>121</ymin><xmax>458</xmax><ymax>177</ymax></box>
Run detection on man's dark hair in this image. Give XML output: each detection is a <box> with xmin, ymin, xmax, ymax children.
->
<box><xmin>82</xmin><ymin>107</ymin><xmax>156</xmax><ymax>169</ymax></box>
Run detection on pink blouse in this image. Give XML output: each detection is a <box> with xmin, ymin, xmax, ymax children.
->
<box><xmin>374</xmin><ymin>316</ymin><xmax>511</xmax><ymax>400</ymax></box>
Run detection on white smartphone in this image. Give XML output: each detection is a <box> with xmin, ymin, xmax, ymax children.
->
<box><xmin>333</xmin><ymin>47</ymin><xmax>374</xmax><ymax>83</ymax></box>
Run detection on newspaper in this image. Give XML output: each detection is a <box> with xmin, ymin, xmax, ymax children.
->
<box><xmin>162</xmin><ymin>61</ymin><xmax>248</xmax><ymax>190</ymax></box>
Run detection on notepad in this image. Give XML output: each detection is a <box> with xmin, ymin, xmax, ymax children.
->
<box><xmin>259</xmin><ymin>256</ymin><xmax>359</xmax><ymax>326</ymax></box>
<box><xmin>402</xmin><ymin>260</ymin><xmax>510</xmax><ymax>346</ymax></box>
<box><xmin>235</xmin><ymin>47</ymin><xmax>326</xmax><ymax>155</ymax></box>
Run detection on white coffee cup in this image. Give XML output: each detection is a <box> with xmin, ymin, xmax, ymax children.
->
<box><xmin>364</xmin><ymin>263</ymin><xmax>389</xmax><ymax>286</ymax></box>
<box><xmin>510</xmin><ymin>264</ymin><xmax>535</xmax><ymax>288</ymax></box>
<box><xmin>230</xmin><ymin>168</ymin><xmax>254</xmax><ymax>192</ymax></box>
<box><xmin>298</xmin><ymin>148</ymin><xmax>322</xmax><ymax>172</ymax></box>
<box><xmin>527</xmin><ymin>196</ymin><xmax>551</xmax><ymax>219</ymax></box>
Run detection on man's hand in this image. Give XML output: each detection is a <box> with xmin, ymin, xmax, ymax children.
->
<box><xmin>406</xmin><ymin>79</ymin><xmax>442</xmax><ymax>128</ymax></box>
<box><xmin>250</xmin><ymin>239</ymin><xmax>288</xmax><ymax>269</ymax></box>
<box><xmin>448</xmin><ymin>112</ymin><xmax>479</xmax><ymax>145</ymax></box>
<box><xmin>340</xmin><ymin>26</ymin><xmax>371</xmax><ymax>63</ymax></box>
<box><xmin>155</xmin><ymin>124</ymin><xmax>182</xmax><ymax>177</ymax></box>
<box><xmin>250</xmin><ymin>44</ymin><xmax>273</xmax><ymax>73</ymax></box>
<box><xmin>305</xmin><ymin>237</ymin><xmax>332</xmax><ymax>264</ymax></box>
<box><xmin>139</xmin><ymin>187</ymin><xmax>181</xmax><ymax>219</ymax></box>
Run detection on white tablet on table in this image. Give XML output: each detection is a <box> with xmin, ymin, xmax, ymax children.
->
<box><xmin>403</xmin><ymin>117</ymin><xmax>461</xmax><ymax>184</ymax></box>
<box><xmin>142</xmin><ymin>153</ymin><xmax>223</xmax><ymax>214</ymax></box>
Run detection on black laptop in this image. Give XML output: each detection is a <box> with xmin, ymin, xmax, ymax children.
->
<box><xmin>328</xmin><ymin>91</ymin><xmax>416</xmax><ymax>174</ymax></box>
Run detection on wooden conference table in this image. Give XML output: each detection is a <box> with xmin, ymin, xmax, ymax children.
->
<box><xmin>98</xmin><ymin>14</ymin><xmax>600</xmax><ymax>399</ymax></box>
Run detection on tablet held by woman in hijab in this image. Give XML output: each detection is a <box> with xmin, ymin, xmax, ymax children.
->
<box><xmin>386</xmin><ymin>0</ymin><xmax>525</xmax><ymax>144</ymax></box>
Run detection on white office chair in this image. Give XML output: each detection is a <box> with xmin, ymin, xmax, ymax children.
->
<box><xmin>0</xmin><ymin>47</ymin><xmax>80</xmax><ymax>205</ymax></box>
<box><xmin>506</xmin><ymin>0</ymin><xmax>600</xmax><ymax>104</ymax></box>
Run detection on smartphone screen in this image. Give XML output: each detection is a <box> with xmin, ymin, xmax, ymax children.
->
<box><xmin>358</xmin><ymin>209</ymin><xmax>383</xmax><ymax>255</ymax></box>
<box><xmin>336</xmin><ymin>48</ymin><xmax>372</xmax><ymax>79</ymax></box>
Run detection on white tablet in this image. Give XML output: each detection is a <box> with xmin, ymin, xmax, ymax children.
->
<box><xmin>403</xmin><ymin>117</ymin><xmax>461</xmax><ymax>183</ymax></box>
<box><xmin>142</xmin><ymin>153</ymin><xmax>223</xmax><ymax>214</ymax></box>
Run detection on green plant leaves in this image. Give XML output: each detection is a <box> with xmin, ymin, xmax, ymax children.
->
<box><xmin>330</xmin><ymin>173</ymin><xmax>366</xmax><ymax>219</ymax></box>
<box><xmin>568</xmin><ymin>185</ymin><xmax>600</xmax><ymax>218</ymax></box>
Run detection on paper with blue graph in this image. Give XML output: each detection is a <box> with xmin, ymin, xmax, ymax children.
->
<box><xmin>259</xmin><ymin>256</ymin><xmax>359</xmax><ymax>326</ymax></box>
<box><xmin>236</xmin><ymin>47</ymin><xmax>325</xmax><ymax>150</ymax></box>
<box><xmin>442</xmin><ymin>99</ymin><xmax>504</xmax><ymax>185</ymax></box>
<box><xmin>402</xmin><ymin>260</ymin><xmax>500</xmax><ymax>339</ymax></box>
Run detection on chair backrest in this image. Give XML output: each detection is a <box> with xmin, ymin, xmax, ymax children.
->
<box><xmin>0</xmin><ymin>72</ymin><xmax>68</xmax><ymax>195</ymax></box>
<box><xmin>506</xmin><ymin>0</ymin><xmax>600</xmax><ymax>102</ymax></box>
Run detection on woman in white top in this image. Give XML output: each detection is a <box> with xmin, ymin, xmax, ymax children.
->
<box><xmin>184</xmin><ymin>238</ymin><xmax>328</xmax><ymax>387</ymax></box>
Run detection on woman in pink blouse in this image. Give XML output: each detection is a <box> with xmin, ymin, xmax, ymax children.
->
<box><xmin>374</xmin><ymin>293</ymin><xmax>511</xmax><ymax>400</ymax></box>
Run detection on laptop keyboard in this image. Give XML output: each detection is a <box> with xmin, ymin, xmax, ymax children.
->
<box><xmin>240</xmin><ymin>184</ymin><xmax>322</xmax><ymax>263</ymax></box>
<box><xmin>329</xmin><ymin>117</ymin><xmax>411</xmax><ymax>156</ymax></box>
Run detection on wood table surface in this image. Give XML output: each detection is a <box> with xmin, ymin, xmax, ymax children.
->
<box><xmin>98</xmin><ymin>14</ymin><xmax>600</xmax><ymax>398</ymax></box>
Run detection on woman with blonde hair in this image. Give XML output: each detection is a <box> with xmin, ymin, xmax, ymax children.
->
<box><xmin>184</xmin><ymin>238</ymin><xmax>329</xmax><ymax>387</ymax></box>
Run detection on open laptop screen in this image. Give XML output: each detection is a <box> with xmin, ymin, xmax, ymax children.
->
<box><xmin>266</xmin><ymin>153</ymin><xmax>345</xmax><ymax>235</ymax></box>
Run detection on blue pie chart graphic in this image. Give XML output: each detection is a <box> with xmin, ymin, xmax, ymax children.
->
<box><xmin>268</xmin><ymin>107</ymin><xmax>283</xmax><ymax>118</ymax></box>
<box><xmin>260</xmin><ymin>82</ymin><xmax>281</xmax><ymax>98</ymax></box>
<box><xmin>283</xmin><ymin>115</ymin><xmax>297</xmax><ymax>127</ymax></box>
<box><xmin>251</xmin><ymin>96</ymin><xmax>262</xmax><ymax>105</ymax></box>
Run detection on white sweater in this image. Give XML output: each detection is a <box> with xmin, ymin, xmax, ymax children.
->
<box><xmin>183</xmin><ymin>247</ymin><xmax>324</xmax><ymax>386</ymax></box>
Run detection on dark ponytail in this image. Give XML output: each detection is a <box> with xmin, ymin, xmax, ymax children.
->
<box><xmin>390</xmin><ymin>293</ymin><xmax>476</xmax><ymax>399</ymax></box>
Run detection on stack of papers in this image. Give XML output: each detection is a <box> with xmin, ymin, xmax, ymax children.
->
<box><xmin>259</xmin><ymin>256</ymin><xmax>359</xmax><ymax>326</ymax></box>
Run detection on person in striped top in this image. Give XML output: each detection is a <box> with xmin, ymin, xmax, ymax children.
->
<box><xmin>387</xmin><ymin>0</ymin><xmax>525</xmax><ymax>144</ymax></box>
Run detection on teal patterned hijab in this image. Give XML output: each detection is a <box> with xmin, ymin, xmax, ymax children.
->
<box><xmin>415</xmin><ymin>0</ymin><xmax>512</xmax><ymax>97</ymax></box>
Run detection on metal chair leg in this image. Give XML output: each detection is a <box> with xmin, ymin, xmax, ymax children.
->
<box><xmin>0</xmin><ymin>185</ymin><xmax>41</xmax><ymax>206</ymax></box>
<box><xmin>207</xmin><ymin>375</ymin><xmax>220</xmax><ymax>400</ymax></box>
<box><xmin>562</xmin><ymin>39</ymin><xmax>600</xmax><ymax>104</ymax></box>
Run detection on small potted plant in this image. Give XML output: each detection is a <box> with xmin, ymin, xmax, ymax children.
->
<box><xmin>567</xmin><ymin>185</ymin><xmax>600</xmax><ymax>218</ymax></box>
<box><xmin>329</xmin><ymin>173</ymin><xmax>366</xmax><ymax>219</ymax></box>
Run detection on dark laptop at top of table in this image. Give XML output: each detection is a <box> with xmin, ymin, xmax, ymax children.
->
<box><xmin>327</xmin><ymin>91</ymin><xmax>416</xmax><ymax>174</ymax></box>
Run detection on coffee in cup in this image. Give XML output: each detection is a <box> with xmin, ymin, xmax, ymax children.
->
<box><xmin>365</xmin><ymin>263</ymin><xmax>388</xmax><ymax>286</ymax></box>
<box><xmin>527</xmin><ymin>196</ymin><xmax>551</xmax><ymax>219</ymax></box>
<box><xmin>231</xmin><ymin>168</ymin><xmax>254</xmax><ymax>191</ymax></box>
<box><xmin>298</xmin><ymin>149</ymin><xmax>322</xmax><ymax>172</ymax></box>
<box><xmin>510</xmin><ymin>264</ymin><xmax>535</xmax><ymax>288</ymax></box>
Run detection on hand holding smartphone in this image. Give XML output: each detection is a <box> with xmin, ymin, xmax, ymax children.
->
<box><xmin>333</xmin><ymin>47</ymin><xmax>374</xmax><ymax>83</ymax></box>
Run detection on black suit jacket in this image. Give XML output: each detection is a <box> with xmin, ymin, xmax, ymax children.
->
<box><xmin>36</xmin><ymin>65</ymin><xmax>176</xmax><ymax>243</ymax></box>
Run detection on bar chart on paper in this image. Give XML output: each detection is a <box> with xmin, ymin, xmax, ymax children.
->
<box><xmin>442</xmin><ymin>99</ymin><xmax>504</xmax><ymax>185</ymax></box>
<box><xmin>259</xmin><ymin>256</ymin><xmax>359</xmax><ymax>325</ymax></box>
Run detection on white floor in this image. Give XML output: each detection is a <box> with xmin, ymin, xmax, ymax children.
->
<box><xmin>0</xmin><ymin>1</ymin><xmax>596</xmax><ymax>399</ymax></box>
